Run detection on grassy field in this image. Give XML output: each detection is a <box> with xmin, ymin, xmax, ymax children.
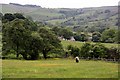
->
<box><xmin>61</xmin><ymin>40</ymin><xmax>118</xmax><ymax>49</ymax></box>
<box><xmin>1</xmin><ymin>36</ymin><xmax>119</xmax><ymax>78</ymax></box>
<box><xmin>2</xmin><ymin>59</ymin><xmax>118</xmax><ymax>78</ymax></box>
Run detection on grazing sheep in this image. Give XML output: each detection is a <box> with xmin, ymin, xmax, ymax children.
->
<box><xmin>75</xmin><ymin>56</ymin><xmax>79</xmax><ymax>63</ymax></box>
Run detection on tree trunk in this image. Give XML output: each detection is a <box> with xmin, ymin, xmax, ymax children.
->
<box><xmin>16</xmin><ymin>53</ymin><xmax>19</xmax><ymax>58</ymax></box>
<box><xmin>43</xmin><ymin>50</ymin><xmax>47</xmax><ymax>59</ymax></box>
<box><xmin>22</xmin><ymin>54</ymin><xmax>28</xmax><ymax>60</ymax></box>
<box><xmin>30</xmin><ymin>51</ymin><xmax>39</xmax><ymax>60</ymax></box>
<box><xmin>16</xmin><ymin>44</ymin><xmax>19</xmax><ymax>58</ymax></box>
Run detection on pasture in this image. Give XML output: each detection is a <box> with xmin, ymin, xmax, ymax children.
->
<box><xmin>2</xmin><ymin>59</ymin><xmax>118</xmax><ymax>78</ymax></box>
<box><xmin>61</xmin><ymin>40</ymin><xmax>118</xmax><ymax>49</ymax></box>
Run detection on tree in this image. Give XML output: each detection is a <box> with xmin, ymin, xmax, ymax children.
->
<box><xmin>2</xmin><ymin>13</ymin><xmax>25</xmax><ymax>23</ymax></box>
<box><xmin>101</xmin><ymin>29</ymin><xmax>116</xmax><ymax>43</ymax></box>
<box><xmin>114</xmin><ymin>30</ymin><xmax>120</xmax><ymax>43</ymax></box>
<box><xmin>67</xmin><ymin>45</ymin><xmax>80</xmax><ymax>57</ymax></box>
<box><xmin>52</xmin><ymin>27</ymin><xmax>73</xmax><ymax>40</ymax></box>
<box><xmin>59</xmin><ymin>28</ymin><xmax>73</xmax><ymax>40</ymax></box>
<box><xmin>2</xmin><ymin>13</ymin><xmax>15</xmax><ymax>23</ymax></box>
<box><xmin>21</xmin><ymin>33</ymin><xmax>43</xmax><ymax>60</ymax></box>
<box><xmin>80</xmin><ymin>43</ymin><xmax>107</xmax><ymax>59</ymax></box>
<box><xmin>80</xmin><ymin>33</ymin><xmax>88</xmax><ymax>42</ymax></box>
<box><xmin>23</xmin><ymin>19</ymin><xmax>38</xmax><ymax>31</ymax></box>
<box><xmin>80</xmin><ymin>43</ymin><xmax>92</xmax><ymax>59</ymax></box>
<box><xmin>38</xmin><ymin>28</ymin><xmax>62</xmax><ymax>59</ymax></box>
<box><xmin>92</xmin><ymin>43</ymin><xmax>107</xmax><ymax>59</ymax></box>
<box><xmin>92</xmin><ymin>32</ymin><xmax>101</xmax><ymax>42</ymax></box>
<box><xmin>106</xmin><ymin>47</ymin><xmax>119</xmax><ymax>60</ymax></box>
<box><xmin>2</xmin><ymin>19</ymin><xmax>43</xmax><ymax>60</ymax></box>
<box><xmin>51</xmin><ymin>27</ymin><xmax>61</xmax><ymax>36</ymax></box>
<box><xmin>74</xmin><ymin>33</ymin><xmax>81</xmax><ymax>41</ymax></box>
<box><xmin>13</xmin><ymin>13</ymin><xmax>25</xmax><ymax>19</ymax></box>
<box><xmin>2</xmin><ymin>19</ymin><xmax>31</xmax><ymax>58</ymax></box>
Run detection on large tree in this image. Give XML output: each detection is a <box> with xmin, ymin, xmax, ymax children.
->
<box><xmin>52</xmin><ymin>27</ymin><xmax>73</xmax><ymax>40</ymax></box>
<box><xmin>2</xmin><ymin>18</ymin><xmax>43</xmax><ymax>60</ymax></box>
<box><xmin>60</xmin><ymin>28</ymin><xmax>73</xmax><ymax>40</ymax></box>
<box><xmin>2</xmin><ymin>13</ymin><xmax>63</xmax><ymax>60</ymax></box>
<box><xmin>2</xmin><ymin>19</ymin><xmax>31</xmax><ymax>58</ymax></box>
<box><xmin>21</xmin><ymin>33</ymin><xmax>43</xmax><ymax>60</ymax></box>
<box><xmin>38</xmin><ymin>28</ymin><xmax>62</xmax><ymax>59</ymax></box>
<box><xmin>101</xmin><ymin>29</ymin><xmax>116</xmax><ymax>43</ymax></box>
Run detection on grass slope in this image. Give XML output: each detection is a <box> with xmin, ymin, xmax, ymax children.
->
<box><xmin>61</xmin><ymin>40</ymin><xmax>118</xmax><ymax>49</ymax></box>
<box><xmin>2</xmin><ymin>59</ymin><xmax>118</xmax><ymax>78</ymax></box>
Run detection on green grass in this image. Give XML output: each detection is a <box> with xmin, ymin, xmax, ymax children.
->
<box><xmin>61</xmin><ymin>40</ymin><xmax>84</xmax><ymax>49</ymax></box>
<box><xmin>2</xmin><ymin>59</ymin><xmax>118</xmax><ymax>78</ymax></box>
<box><xmin>2</xmin><ymin>38</ymin><xmax>119</xmax><ymax>78</ymax></box>
<box><xmin>61</xmin><ymin>40</ymin><xmax>118</xmax><ymax>49</ymax></box>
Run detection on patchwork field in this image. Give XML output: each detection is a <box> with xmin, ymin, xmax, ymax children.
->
<box><xmin>2</xmin><ymin>59</ymin><xmax>118</xmax><ymax>78</ymax></box>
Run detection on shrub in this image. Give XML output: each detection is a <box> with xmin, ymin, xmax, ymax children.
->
<box><xmin>67</xmin><ymin>45</ymin><xmax>80</xmax><ymax>57</ymax></box>
<box><xmin>80</xmin><ymin>43</ymin><xmax>108</xmax><ymax>59</ymax></box>
<box><xmin>48</xmin><ymin>49</ymin><xmax>65</xmax><ymax>58</ymax></box>
<box><xmin>106</xmin><ymin>47</ymin><xmax>119</xmax><ymax>60</ymax></box>
<box><xmin>92</xmin><ymin>43</ymin><xmax>107</xmax><ymax>59</ymax></box>
<box><xmin>80</xmin><ymin>43</ymin><xmax>93</xmax><ymax>59</ymax></box>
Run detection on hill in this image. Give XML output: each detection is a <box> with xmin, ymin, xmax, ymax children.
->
<box><xmin>1</xmin><ymin>3</ymin><xmax>118</xmax><ymax>32</ymax></box>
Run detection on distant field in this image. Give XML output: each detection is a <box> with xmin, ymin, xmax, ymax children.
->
<box><xmin>61</xmin><ymin>40</ymin><xmax>118</xmax><ymax>49</ymax></box>
<box><xmin>2</xmin><ymin>59</ymin><xmax>118</xmax><ymax>78</ymax></box>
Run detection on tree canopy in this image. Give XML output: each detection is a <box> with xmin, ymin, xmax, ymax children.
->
<box><xmin>2</xmin><ymin>13</ymin><xmax>63</xmax><ymax>60</ymax></box>
<box><xmin>38</xmin><ymin>28</ymin><xmax>62</xmax><ymax>59</ymax></box>
<box><xmin>101</xmin><ymin>29</ymin><xmax>116</xmax><ymax>43</ymax></box>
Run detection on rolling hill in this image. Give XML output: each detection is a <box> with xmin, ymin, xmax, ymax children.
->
<box><xmin>0</xmin><ymin>3</ymin><xmax>118</xmax><ymax>32</ymax></box>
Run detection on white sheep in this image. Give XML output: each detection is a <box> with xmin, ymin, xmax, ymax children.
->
<box><xmin>75</xmin><ymin>56</ymin><xmax>79</xmax><ymax>63</ymax></box>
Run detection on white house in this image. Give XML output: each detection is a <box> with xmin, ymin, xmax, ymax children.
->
<box><xmin>70</xmin><ymin>36</ymin><xmax>75</xmax><ymax>41</ymax></box>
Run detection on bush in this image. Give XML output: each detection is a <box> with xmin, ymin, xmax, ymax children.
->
<box><xmin>80</xmin><ymin>43</ymin><xmax>108</xmax><ymax>59</ymax></box>
<box><xmin>67</xmin><ymin>45</ymin><xmax>80</xmax><ymax>57</ymax></box>
<box><xmin>48</xmin><ymin>49</ymin><xmax>65</xmax><ymax>58</ymax></box>
<box><xmin>92</xmin><ymin>43</ymin><xmax>107</xmax><ymax>59</ymax></box>
<box><xmin>80</xmin><ymin>43</ymin><xmax>93</xmax><ymax>59</ymax></box>
<box><xmin>106</xmin><ymin>47</ymin><xmax>119</xmax><ymax>60</ymax></box>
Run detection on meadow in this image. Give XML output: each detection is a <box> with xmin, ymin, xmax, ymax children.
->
<box><xmin>61</xmin><ymin>40</ymin><xmax>118</xmax><ymax>49</ymax></box>
<box><xmin>1</xmin><ymin>38</ymin><xmax>119</xmax><ymax>78</ymax></box>
<box><xmin>2</xmin><ymin>59</ymin><xmax>118</xmax><ymax>78</ymax></box>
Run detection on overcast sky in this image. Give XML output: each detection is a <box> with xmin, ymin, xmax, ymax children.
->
<box><xmin>1</xmin><ymin>0</ymin><xmax>120</xmax><ymax>8</ymax></box>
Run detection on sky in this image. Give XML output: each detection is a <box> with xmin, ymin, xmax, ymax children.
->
<box><xmin>1</xmin><ymin>0</ymin><xmax>120</xmax><ymax>8</ymax></box>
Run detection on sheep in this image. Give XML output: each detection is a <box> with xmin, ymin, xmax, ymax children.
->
<box><xmin>75</xmin><ymin>56</ymin><xmax>79</xmax><ymax>63</ymax></box>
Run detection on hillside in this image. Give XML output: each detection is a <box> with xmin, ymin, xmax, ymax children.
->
<box><xmin>1</xmin><ymin>3</ymin><xmax>118</xmax><ymax>32</ymax></box>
